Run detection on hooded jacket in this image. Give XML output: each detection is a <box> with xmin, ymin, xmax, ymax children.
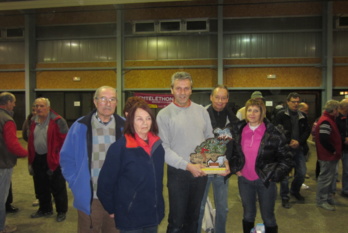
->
<box><xmin>228</xmin><ymin>119</ymin><xmax>293</xmax><ymax>187</ymax></box>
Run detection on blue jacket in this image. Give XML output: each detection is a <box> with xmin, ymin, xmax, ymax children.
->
<box><xmin>60</xmin><ymin>110</ymin><xmax>125</xmax><ymax>215</ymax></box>
<box><xmin>97</xmin><ymin>134</ymin><xmax>165</xmax><ymax>231</ymax></box>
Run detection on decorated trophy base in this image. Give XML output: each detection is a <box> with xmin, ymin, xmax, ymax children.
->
<box><xmin>201</xmin><ymin>167</ymin><xmax>226</xmax><ymax>174</ymax></box>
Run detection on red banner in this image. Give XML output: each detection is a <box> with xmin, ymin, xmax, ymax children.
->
<box><xmin>134</xmin><ymin>93</ymin><xmax>174</xmax><ymax>108</ymax></box>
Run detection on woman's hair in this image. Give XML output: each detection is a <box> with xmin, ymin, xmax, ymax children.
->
<box><xmin>123</xmin><ymin>102</ymin><xmax>158</xmax><ymax>137</ymax></box>
<box><xmin>244</xmin><ymin>98</ymin><xmax>266</xmax><ymax>123</ymax></box>
<box><xmin>123</xmin><ymin>96</ymin><xmax>147</xmax><ymax>116</ymax></box>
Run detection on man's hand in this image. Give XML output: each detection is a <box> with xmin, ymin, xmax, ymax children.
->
<box><xmin>186</xmin><ymin>163</ymin><xmax>206</xmax><ymax>177</ymax></box>
<box><xmin>289</xmin><ymin>139</ymin><xmax>299</xmax><ymax>149</ymax></box>
<box><xmin>219</xmin><ymin>161</ymin><xmax>231</xmax><ymax>177</ymax></box>
<box><xmin>109</xmin><ymin>214</ymin><xmax>114</xmax><ymax>218</ymax></box>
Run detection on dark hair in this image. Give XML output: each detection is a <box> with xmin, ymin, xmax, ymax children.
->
<box><xmin>123</xmin><ymin>96</ymin><xmax>147</xmax><ymax>116</ymax></box>
<box><xmin>211</xmin><ymin>85</ymin><xmax>229</xmax><ymax>97</ymax></box>
<box><xmin>287</xmin><ymin>92</ymin><xmax>301</xmax><ymax>101</ymax></box>
<box><xmin>124</xmin><ymin>102</ymin><xmax>158</xmax><ymax>137</ymax></box>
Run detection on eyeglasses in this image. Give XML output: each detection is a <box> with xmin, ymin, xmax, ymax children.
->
<box><xmin>96</xmin><ymin>97</ymin><xmax>117</xmax><ymax>104</ymax></box>
<box><xmin>290</xmin><ymin>101</ymin><xmax>300</xmax><ymax>104</ymax></box>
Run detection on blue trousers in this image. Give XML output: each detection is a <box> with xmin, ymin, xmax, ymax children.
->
<box><xmin>120</xmin><ymin>226</ymin><xmax>157</xmax><ymax>233</ymax></box>
<box><xmin>280</xmin><ymin>149</ymin><xmax>306</xmax><ymax>199</ymax></box>
<box><xmin>341</xmin><ymin>151</ymin><xmax>348</xmax><ymax>194</ymax></box>
<box><xmin>197</xmin><ymin>175</ymin><xmax>228</xmax><ymax>233</ymax></box>
<box><xmin>238</xmin><ymin>176</ymin><xmax>277</xmax><ymax>227</ymax></box>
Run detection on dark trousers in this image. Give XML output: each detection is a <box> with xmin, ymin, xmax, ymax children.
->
<box><xmin>32</xmin><ymin>153</ymin><xmax>68</xmax><ymax>213</ymax></box>
<box><xmin>166</xmin><ymin>166</ymin><xmax>207</xmax><ymax>233</ymax></box>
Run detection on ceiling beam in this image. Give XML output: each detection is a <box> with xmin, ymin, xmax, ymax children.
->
<box><xmin>0</xmin><ymin>0</ymin><xmax>191</xmax><ymax>11</ymax></box>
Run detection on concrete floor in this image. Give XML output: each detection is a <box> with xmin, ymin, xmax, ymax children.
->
<box><xmin>5</xmin><ymin>138</ymin><xmax>348</xmax><ymax>233</ymax></box>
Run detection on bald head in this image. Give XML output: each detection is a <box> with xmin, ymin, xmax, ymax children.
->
<box><xmin>339</xmin><ymin>98</ymin><xmax>348</xmax><ymax>116</ymax></box>
<box><xmin>298</xmin><ymin>102</ymin><xmax>309</xmax><ymax>115</ymax></box>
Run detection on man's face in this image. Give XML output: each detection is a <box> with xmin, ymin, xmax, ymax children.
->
<box><xmin>287</xmin><ymin>97</ymin><xmax>300</xmax><ymax>111</ymax></box>
<box><xmin>94</xmin><ymin>88</ymin><xmax>117</xmax><ymax>119</ymax></box>
<box><xmin>6</xmin><ymin>97</ymin><xmax>16</xmax><ymax>111</ymax></box>
<box><xmin>171</xmin><ymin>79</ymin><xmax>192</xmax><ymax>107</ymax></box>
<box><xmin>35</xmin><ymin>99</ymin><xmax>50</xmax><ymax>118</ymax></box>
<box><xmin>210</xmin><ymin>88</ymin><xmax>229</xmax><ymax>112</ymax></box>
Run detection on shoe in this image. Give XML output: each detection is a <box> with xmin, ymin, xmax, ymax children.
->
<box><xmin>327</xmin><ymin>199</ymin><xmax>336</xmax><ymax>205</ymax></box>
<box><xmin>305</xmin><ymin>174</ymin><xmax>310</xmax><ymax>179</ymax></box>
<box><xmin>282</xmin><ymin>199</ymin><xmax>291</xmax><ymax>209</ymax></box>
<box><xmin>317</xmin><ymin>202</ymin><xmax>335</xmax><ymax>211</ymax></box>
<box><xmin>32</xmin><ymin>199</ymin><xmax>39</xmax><ymax>207</ymax></box>
<box><xmin>56</xmin><ymin>212</ymin><xmax>66</xmax><ymax>222</ymax></box>
<box><xmin>6</xmin><ymin>204</ymin><xmax>19</xmax><ymax>213</ymax></box>
<box><xmin>291</xmin><ymin>192</ymin><xmax>305</xmax><ymax>202</ymax></box>
<box><xmin>301</xmin><ymin>183</ymin><xmax>309</xmax><ymax>189</ymax></box>
<box><xmin>30</xmin><ymin>210</ymin><xmax>53</xmax><ymax>218</ymax></box>
<box><xmin>0</xmin><ymin>225</ymin><xmax>17</xmax><ymax>233</ymax></box>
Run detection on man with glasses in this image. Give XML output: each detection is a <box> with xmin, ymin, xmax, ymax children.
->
<box><xmin>274</xmin><ymin>92</ymin><xmax>310</xmax><ymax>209</ymax></box>
<box><xmin>61</xmin><ymin>86</ymin><xmax>125</xmax><ymax>233</ymax></box>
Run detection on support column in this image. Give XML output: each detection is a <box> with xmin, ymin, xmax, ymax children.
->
<box><xmin>217</xmin><ymin>0</ymin><xmax>224</xmax><ymax>85</ymax></box>
<box><xmin>116</xmin><ymin>6</ymin><xmax>124</xmax><ymax>116</ymax></box>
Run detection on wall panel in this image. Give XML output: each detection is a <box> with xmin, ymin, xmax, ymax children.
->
<box><xmin>36</xmin><ymin>70</ymin><xmax>116</xmax><ymax>89</ymax></box>
<box><xmin>0</xmin><ymin>72</ymin><xmax>24</xmax><ymax>89</ymax></box>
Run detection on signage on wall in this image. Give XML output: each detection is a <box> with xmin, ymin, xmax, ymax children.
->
<box><xmin>134</xmin><ymin>93</ymin><xmax>174</xmax><ymax>108</ymax></box>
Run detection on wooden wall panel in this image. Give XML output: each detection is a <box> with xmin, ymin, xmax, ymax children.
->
<box><xmin>0</xmin><ymin>72</ymin><xmax>24</xmax><ymax>89</ymax></box>
<box><xmin>223</xmin><ymin>0</ymin><xmax>322</xmax><ymax>17</ymax></box>
<box><xmin>36</xmin><ymin>6</ymin><xmax>117</xmax><ymax>25</ymax></box>
<box><xmin>0</xmin><ymin>11</ymin><xmax>24</xmax><ymax>27</ymax></box>
<box><xmin>334</xmin><ymin>67</ymin><xmax>348</xmax><ymax>87</ymax></box>
<box><xmin>333</xmin><ymin>1</ymin><xmax>348</xmax><ymax>14</ymax></box>
<box><xmin>224</xmin><ymin>67</ymin><xmax>321</xmax><ymax>87</ymax></box>
<box><xmin>125</xmin><ymin>69</ymin><xmax>216</xmax><ymax>89</ymax></box>
<box><xmin>36</xmin><ymin>62</ymin><xmax>116</xmax><ymax>68</ymax></box>
<box><xmin>125</xmin><ymin>1</ymin><xmax>217</xmax><ymax>20</ymax></box>
<box><xmin>36</xmin><ymin>70</ymin><xmax>116</xmax><ymax>89</ymax></box>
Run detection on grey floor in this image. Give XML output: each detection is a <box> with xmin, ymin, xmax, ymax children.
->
<box><xmin>6</xmin><ymin>137</ymin><xmax>348</xmax><ymax>233</ymax></box>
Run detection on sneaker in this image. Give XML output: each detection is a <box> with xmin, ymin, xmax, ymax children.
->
<box><xmin>301</xmin><ymin>183</ymin><xmax>309</xmax><ymax>189</ymax></box>
<box><xmin>327</xmin><ymin>199</ymin><xmax>336</xmax><ymax>205</ymax></box>
<box><xmin>317</xmin><ymin>202</ymin><xmax>335</xmax><ymax>211</ymax></box>
<box><xmin>281</xmin><ymin>199</ymin><xmax>291</xmax><ymax>209</ymax></box>
<box><xmin>291</xmin><ymin>192</ymin><xmax>305</xmax><ymax>202</ymax></box>
<box><xmin>30</xmin><ymin>210</ymin><xmax>53</xmax><ymax>218</ymax></box>
<box><xmin>56</xmin><ymin>212</ymin><xmax>66</xmax><ymax>222</ymax></box>
<box><xmin>1</xmin><ymin>225</ymin><xmax>17</xmax><ymax>233</ymax></box>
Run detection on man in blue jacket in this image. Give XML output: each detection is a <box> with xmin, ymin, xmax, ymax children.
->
<box><xmin>60</xmin><ymin>86</ymin><xmax>125</xmax><ymax>233</ymax></box>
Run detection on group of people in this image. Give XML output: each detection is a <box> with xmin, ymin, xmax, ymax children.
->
<box><xmin>1</xmin><ymin>71</ymin><xmax>348</xmax><ymax>233</ymax></box>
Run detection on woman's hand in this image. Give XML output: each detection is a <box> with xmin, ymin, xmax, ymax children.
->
<box><xmin>109</xmin><ymin>214</ymin><xmax>114</xmax><ymax>218</ymax></box>
<box><xmin>236</xmin><ymin>171</ymin><xmax>242</xmax><ymax>177</ymax></box>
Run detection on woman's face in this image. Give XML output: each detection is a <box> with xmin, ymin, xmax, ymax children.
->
<box><xmin>134</xmin><ymin>108</ymin><xmax>152</xmax><ymax>139</ymax></box>
<box><xmin>246</xmin><ymin>105</ymin><xmax>261</xmax><ymax>125</ymax></box>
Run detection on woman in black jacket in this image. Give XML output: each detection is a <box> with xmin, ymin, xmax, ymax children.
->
<box><xmin>227</xmin><ymin>98</ymin><xmax>293</xmax><ymax>233</ymax></box>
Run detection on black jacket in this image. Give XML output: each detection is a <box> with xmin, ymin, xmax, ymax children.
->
<box><xmin>227</xmin><ymin>119</ymin><xmax>293</xmax><ymax>187</ymax></box>
<box><xmin>273</xmin><ymin>108</ymin><xmax>310</xmax><ymax>155</ymax></box>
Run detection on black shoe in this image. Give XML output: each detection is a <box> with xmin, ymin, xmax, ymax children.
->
<box><xmin>6</xmin><ymin>204</ymin><xmax>19</xmax><ymax>213</ymax></box>
<box><xmin>56</xmin><ymin>212</ymin><xmax>66</xmax><ymax>222</ymax></box>
<box><xmin>291</xmin><ymin>192</ymin><xmax>305</xmax><ymax>202</ymax></box>
<box><xmin>341</xmin><ymin>192</ymin><xmax>348</xmax><ymax>198</ymax></box>
<box><xmin>30</xmin><ymin>210</ymin><xmax>53</xmax><ymax>218</ymax></box>
<box><xmin>282</xmin><ymin>199</ymin><xmax>291</xmax><ymax>209</ymax></box>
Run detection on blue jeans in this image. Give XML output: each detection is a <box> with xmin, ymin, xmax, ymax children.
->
<box><xmin>341</xmin><ymin>151</ymin><xmax>348</xmax><ymax>194</ymax></box>
<box><xmin>166</xmin><ymin>166</ymin><xmax>207</xmax><ymax>233</ymax></box>
<box><xmin>0</xmin><ymin>168</ymin><xmax>13</xmax><ymax>231</ymax></box>
<box><xmin>317</xmin><ymin>160</ymin><xmax>339</xmax><ymax>204</ymax></box>
<box><xmin>280</xmin><ymin>149</ymin><xmax>306</xmax><ymax>199</ymax></box>
<box><xmin>120</xmin><ymin>226</ymin><xmax>157</xmax><ymax>233</ymax></box>
<box><xmin>238</xmin><ymin>176</ymin><xmax>277</xmax><ymax>227</ymax></box>
<box><xmin>197</xmin><ymin>175</ymin><xmax>229</xmax><ymax>233</ymax></box>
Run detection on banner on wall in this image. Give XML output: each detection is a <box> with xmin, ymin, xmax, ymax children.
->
<box><xmin>134</xmin><ymin>93</ymin><xmax>174</xmax><ymax>108</ymax></box>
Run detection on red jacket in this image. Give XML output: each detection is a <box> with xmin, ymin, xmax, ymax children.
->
<box><xmin>28</xmin><ymin>110</ymin><xmax>68</xmax><ymax>171</ymax></box>
<box><xmin>315</xmin><ymin>111</ymin><xmax>342</xmax><ymax>161</ymax></box>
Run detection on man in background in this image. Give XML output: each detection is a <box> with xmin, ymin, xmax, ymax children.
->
<box><xmin>197</xmin><ymin>85</ymin><xmax>238</xmax><ymax>233</ymax></box>
<box><xmin>274</xmin><ymin>92</ymin><xmax>310</xmax><ymax>209</ymax></box>
<box><xmin>236</xmin><ymin>91</ymin><xmax>264</xmax><ymax>120</ymax></box>
<box><xmin>28</xmin><ymin>98</ymin><xmax>69</xmax><ymax>222</ymax></box>
<box><xmin>0</xmin><ymin>92</ymin><xmax>28</xmax><ymax>233</ymax></box>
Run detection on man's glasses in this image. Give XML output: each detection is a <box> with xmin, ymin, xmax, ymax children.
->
<box><xmin>96</xmin><ymin>97</ymin><xmax>117</xmax><ymax>104</ymax></box>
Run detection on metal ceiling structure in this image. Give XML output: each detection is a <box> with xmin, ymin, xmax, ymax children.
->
<box><xmin>0</xmin><ymin>0</ymin><xmax>191</xmax><ymax>11</ymax></box>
